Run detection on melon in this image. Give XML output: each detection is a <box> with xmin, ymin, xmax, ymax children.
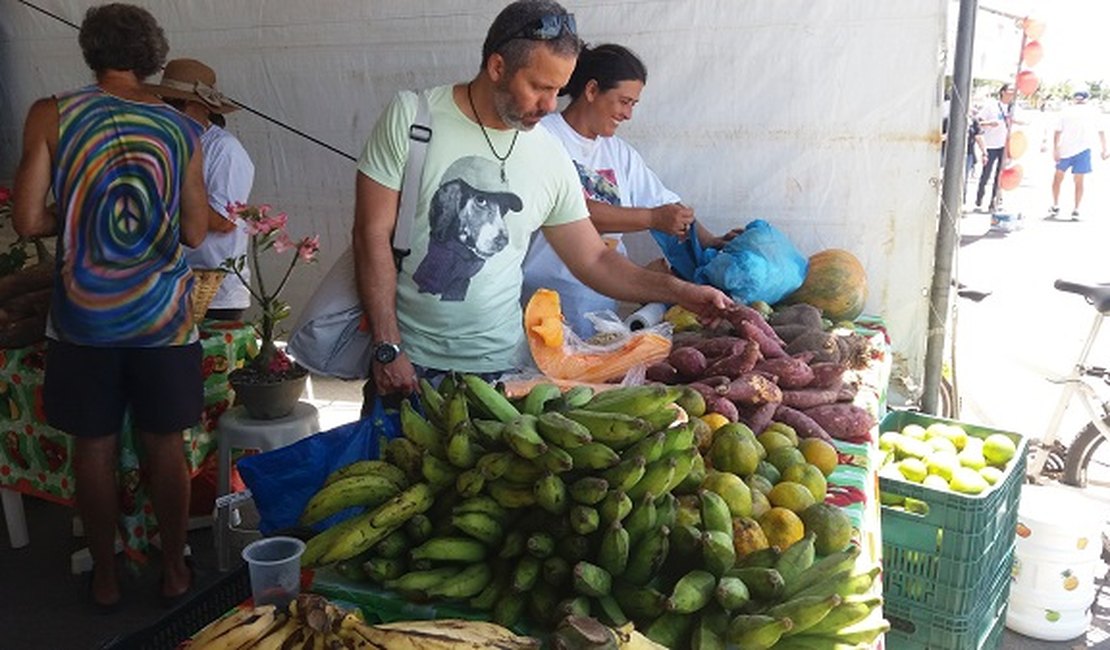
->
<box><xmin>786</xmin><ymin>249</ymin><xmax>867</xmax><ymax>321</ymax></box>
<box><xmin>524</xmin><ymin>288</ymin><xmax>671</xmax><ymax>383</ymax></box>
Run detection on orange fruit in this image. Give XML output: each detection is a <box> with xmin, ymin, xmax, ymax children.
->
<box><xmin>700</xmin><ymin>413</ymin><xmax>730</xmax><ymax>432</ymax></box>
<box><xmin>758</xmin><ymin>507</ymin><xmax>805</xmax><ymax>550</ymax></box>
<box><xmin>799</xmin><ymin>438</ymin><xmax>839</xmax><ymax>477</ymax></box>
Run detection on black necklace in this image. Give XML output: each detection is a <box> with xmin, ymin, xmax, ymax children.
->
<box><xmin>467</xmin><ymin>82</ymin><xmax>518</xmax><ymax>183</ymax></box>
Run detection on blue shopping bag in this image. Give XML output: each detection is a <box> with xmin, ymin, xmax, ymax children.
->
<box><xmin>236</xmin><ymin>397</ymin><xmax>402</xmax><ymax>534</ymax></box>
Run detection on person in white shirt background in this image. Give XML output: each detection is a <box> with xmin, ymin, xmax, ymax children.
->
<box><xmin>147</xmin><ymin>59</ymin><xmax>256</xmax><ymax>319</ymax></box>
<box><xmin>974</xmin><ymin>83</ymin><xmax>1014</xmax><ymax>212</ymax></box>
<box><xmin>1049</xmin><ymin>88</ymin><xmax>1108</xmax><ymax>220</ymax></box>
<box><xmin>522</xmin><ymin>43</ymin><xmax>738</xmax><ymax>337</ymax></box>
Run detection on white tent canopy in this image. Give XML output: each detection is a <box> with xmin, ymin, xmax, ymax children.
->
<box><xmin>0</xmin><ymin>0</ymin><xmax>947</xmax><ymax>391</ymax></box>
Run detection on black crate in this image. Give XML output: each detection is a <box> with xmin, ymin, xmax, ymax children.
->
<box><xmin>96</xmin><ymin>565</ymin><xmax>251</xmax><ymax>650</ymax></box>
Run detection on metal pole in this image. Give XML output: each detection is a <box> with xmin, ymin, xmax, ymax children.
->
<box><xmin>923</xmin><ymin>0</ymin><xmax>978</xmax><ymax>414</ymax></box>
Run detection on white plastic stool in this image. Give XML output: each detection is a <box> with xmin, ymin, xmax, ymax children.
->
<box><xmin>215</xmin><ymin>402</ymin><xmax>319</xmax><ymax>570</ymax></box>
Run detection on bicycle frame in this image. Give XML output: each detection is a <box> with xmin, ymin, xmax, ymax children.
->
<box><xmin>1029</xmin><ymin>310</ymin><xmax>1110</xmax><ymax>478</ymax></box>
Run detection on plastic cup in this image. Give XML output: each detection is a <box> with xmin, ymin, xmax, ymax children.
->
<box><xmin>241</xmin><ymin>536</ymin><xmax>305</xmax><ymax>609</ymax></box>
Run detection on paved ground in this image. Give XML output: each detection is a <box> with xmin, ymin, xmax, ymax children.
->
<box><xmin>952</xmin><ymin>116</ymin><xmax>1110</xmax><ymax>648</ymax></box>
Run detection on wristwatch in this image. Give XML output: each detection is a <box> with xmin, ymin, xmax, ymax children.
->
<box><xmin>372</xmin><ymin>342</ymin><xmax>402</xmax><ymax>365</ymax></box>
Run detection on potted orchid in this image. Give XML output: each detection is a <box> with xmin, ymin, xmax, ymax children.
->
<box><xmin>222</xmin><ymin>202</ymin><xmax>319</xmax><ymax>419</ymax></box>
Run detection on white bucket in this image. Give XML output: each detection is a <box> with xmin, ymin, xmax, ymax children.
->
<box><xmin>1004</xmin><ymin>484</ymin><xmax>1107</xmax><ymax>641</ymax></box>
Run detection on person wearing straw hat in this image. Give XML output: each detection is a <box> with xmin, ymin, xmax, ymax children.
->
<box><xmin>12</xmin><ymin>4</ymin><xmax>208</xmax><ymax>611</ymax></box>
<box><xmin>147</xmin><ymin>58</ymin><xmax>256</xmax><ymax>319</ymax></box>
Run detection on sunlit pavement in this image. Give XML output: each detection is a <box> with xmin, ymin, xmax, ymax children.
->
<box><xmin>952</xmin><ymin>122</ymin><xmax>1110</xmax><ymax>647</ymax></box>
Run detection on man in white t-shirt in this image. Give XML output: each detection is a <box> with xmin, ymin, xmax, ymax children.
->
<box><xmin>147</xmin><ymin>59</ymin><xmax>256</xmax><ymax>319</ymax></box>
<box><xmin>1050</xmin><ymin>89</ymin><xmax>1108</xmax><ymax>219</ymax></box>
<box><xmin>974</xmin><ymin>84</ymin><xmax>1014</xmax><ymax>211</ymax></box>
<box><xmin>353</xmin><ymin>1</ymin><xmax>732</xmax><ymax>409</ymax></box>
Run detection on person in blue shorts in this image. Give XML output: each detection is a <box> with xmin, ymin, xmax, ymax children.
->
<box><xmin>1050</xmin><ymin>89</ymin><xmax>1108</xmax><ymax>220</ymax></box>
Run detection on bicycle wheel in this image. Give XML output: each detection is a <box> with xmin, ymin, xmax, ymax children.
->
<box><xmin>1062</xmin><ymin>417</ymin><xmax>1110</xmax><ymax>488</ymax></box>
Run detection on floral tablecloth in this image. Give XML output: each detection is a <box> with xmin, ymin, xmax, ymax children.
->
<box><xmin>0</xmin><ymin>320</ymin><xmax>257</xmax><ymax>560</ymax></box>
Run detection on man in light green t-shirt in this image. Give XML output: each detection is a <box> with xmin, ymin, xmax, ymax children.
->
<box><xmin>353</xmin><ymin>0</ymin><xmax>732</xmax><ymax>405</ymax></box>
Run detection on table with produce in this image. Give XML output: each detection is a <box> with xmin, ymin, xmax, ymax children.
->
<box><xmin>0</xmin><ymin>320</ymin><xmax>257</xmax><ymax>560</ymax></box>
<box><xmin>189</xmin><ymin>276</ymin><xmax>897</xmax><ymax>649</ymax></box>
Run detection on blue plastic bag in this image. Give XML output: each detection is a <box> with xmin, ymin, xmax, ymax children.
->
<box><xmin>236</xmin><ymin>397</ymin><xmax>401</xmax><ymax>534</ymax></box>
<box><xmin>650</xmin><ymin>224</ymin><xmax>707</xmax><ymax>282</ymax></box>
<box><xmin>695</xmin><ymin>219</ymin><xmax>807</xmax><ymax>304</ymax></box>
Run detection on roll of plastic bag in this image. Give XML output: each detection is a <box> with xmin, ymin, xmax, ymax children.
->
<box><xmin>624</xmin><ymin>302</ymin><xmax>668</xmax><ymax>331</ymax></box>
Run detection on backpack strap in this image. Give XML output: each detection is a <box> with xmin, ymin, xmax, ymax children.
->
<box><xmin>393</xmin><ymin>90</ymin><xmax>432</xmax><ymax>270</ymax></box>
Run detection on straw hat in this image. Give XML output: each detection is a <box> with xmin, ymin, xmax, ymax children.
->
<box><xmin>144</xmin><ymin>58</ymin><xmax>239</xmax><ymax>114</ymax></box>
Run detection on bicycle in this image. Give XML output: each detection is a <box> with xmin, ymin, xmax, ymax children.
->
<box><xmin>1026</xmin><ymin>279</ymin><xmax>1110</xmax><ymax>488</ymax></box>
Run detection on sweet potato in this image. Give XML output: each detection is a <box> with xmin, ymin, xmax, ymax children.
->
<box><xmin>668</xmin><ymin>346</ymin><xmax>708</xmax><ymax>381</ymax></box>
<box><xmin>837</xmin><ymin>383</ymin><xmax>859</xmax><ymax>402</ymax></box>
<box><xmin>740</xmin><ymin>321</ymin><xmax>786</xmax><ymax>359</ymax></box>
<box><xmin>773</xmin><ymin>404</ymin><xmax>834</xmax><ymax>442</ymax></box>
<box><xmin>768</xmin><ymin>303</ymin><xmax>824</xmax><ymax>329</ymax></box>
<box><xmin>771</xmin><ymin>323</ymin><xmax>812</xmax><ymax>343</ymax></box>
<box><xmin>755</xmin><ymin>356</ymin><xmax>815</xmax><ymax>389</ymax></box>
<box><xmin>704</xmin><ymin>349</ymin><xmax>759</xmax><ymax>379</ymax></box>
<box><xmin>726</xmin><ymin>303</ymin><xmax>784</xmax><ymax>345</ymax></box>
<box><xmin>722</xmin><ymin>372</ymin><xmax>783</xmax><ymax>405</ymax></box>
<box><xmin>645</xmin><ymin>362</ymin><xmax>679</xmax><ymax>384</ymax></box>
<box><xmin>686</xmin><ymin>382</ymin><xmax>720</xmax><ymax>404</ymax></box>
<box><xmin>699</xmin><ymin>375</ymin><xmax>733</xmax><ymax>388</ymax></box>
<box><xmin>689</xmin><ymin>336</ymin><xmax>747</xmax><ymax>360</ymax></box>
<box><xmin>705</xmin><ymin>395</ymin><xmax>739</xmax><ymax>423</ymax></box>
<box><xmin>780</xmin><ymin>387</ymin><xmax>841</xmax><ymax>409</ymax></box>
<box><xmin>808</xmin><ymin>362</ymin><xmax>847</xmax><ymax>389</ymax></box>
<box><xmin>784</xmin><ymin>330</ymin><xmax>840</xmax><ymax>363</ymax></box>
<box><xmin>802</xmin><ymin>403</ymin><xmax>875</xmax><ymax>443</ymax></box>
<box><xmin>740</xmin><ymin>401</ymin><xmax>779</xmax><ymax>435</ymax></box>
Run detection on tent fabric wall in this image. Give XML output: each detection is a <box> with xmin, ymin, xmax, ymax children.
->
<box><xmin>0</xmin><ymin>0</ymin><xmax>946</xmax><ymax>391</ymax></box>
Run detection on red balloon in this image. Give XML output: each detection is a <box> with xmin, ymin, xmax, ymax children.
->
<box><xmin>1008</xmin><ymin>131</ymin><xmax>1028</xmax><ymax>159</ymax></box>
<box><xmin>1022</xmin><ymin>40</ymin><xmax>1044</xmax><ymax>67</ymax></box>
<box><xmin>1016</xmin><ymin>70</ymin><xmax>1039</xmax><ymax>97</ymax></box>
<box><xmin>1000</xmin><ymin>165</ymin><xmax>1023</xmax><ymax>191</ymax></box>
<box><xmin>1023</xmin><ymin>17</ymin><xmax>1045</xmax><ymax>40</ymax></box>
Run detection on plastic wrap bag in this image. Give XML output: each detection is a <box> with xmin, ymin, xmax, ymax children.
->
<box><xmin>525</xmin><ymin>296</ymin><xmax>672</xmax><ymax>385</ymax></box>
<box><xmin>695</xmin><ymin>219</ymin><xmax>807</xmax><ymax>304</ymax></box>
<box><xmin>236</xmin><ymin>397</ymin><xmax>401</xmax><ymax>534</ymax></box>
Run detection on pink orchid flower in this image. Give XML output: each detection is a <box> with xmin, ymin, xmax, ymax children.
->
<box><xmin>297</xmin><ymin>235</ymin><xmax>320</xmax><ymax>262</ymax></box>
<box><xmin>273</xmin><ymin>231</ymin><xmax>295</xmax><ymax>253</ymax></box>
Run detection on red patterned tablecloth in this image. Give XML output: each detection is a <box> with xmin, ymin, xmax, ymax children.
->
<box><xmin>0</xmin><ymin>321</ymin><xmax>257</xmax><ymax>560</ymax></box>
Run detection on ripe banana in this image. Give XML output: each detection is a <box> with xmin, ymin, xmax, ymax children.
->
<box><xmin>191</xmin><ymin>604</ymin><xmax>279</xmax><ymax>650</ymax></box>
<box><xmin>351</xmin><ymin>618</ymin><xmax>541</xmax><ymax>650</ymax></box>
<box><xmin>190</xmin><ymin>604</ymin><xmax>277</xmax><ymax>648</ymax></box>
<box><xmin>322</xmin><ymin>459</ymin><xmax>408</xmax><ymax>489</ymax></box>
<box><xmin>321</xmin><ymin>483</ymin><xmax>435</xmax><ymax>564</ymax></box>
<box><xmin>299</xmin><ymin>474</ymin><xmax>401</xmax><ymax>526</ymax></box>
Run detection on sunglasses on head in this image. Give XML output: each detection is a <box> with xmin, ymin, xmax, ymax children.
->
<box><xmin>490</xmin><ymin>13</ymin><xmax>577</xmax><ymax>53</ymax></box>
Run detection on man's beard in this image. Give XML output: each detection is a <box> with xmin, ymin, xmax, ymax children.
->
<box><xmin>493</xmin><ymin>82</ymin><xmax>543</xmax><ymax>131</ymax></box>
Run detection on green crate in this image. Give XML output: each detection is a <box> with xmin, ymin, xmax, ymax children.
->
<box><xmin>878</xmin><ymin>411</ymin><xmax>1026</xmax><ymax>539</ymax></box>
<box><xmin>885</xmin><ymin>553</ymin><xmax>1012</xmax><ymax>650</ymax></box>
<box><xmin>884</xmin><ymin>537</ymin><xmax>1014</xmax><ymax>614</ymax></box>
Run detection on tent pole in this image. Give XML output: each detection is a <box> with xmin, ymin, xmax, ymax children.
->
<box><xmin>923</xmin><ymin>0</ymin><xmax>978</xmax><ymax>415</ymax></box>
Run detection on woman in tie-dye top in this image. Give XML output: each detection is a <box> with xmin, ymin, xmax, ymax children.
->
<box><xmin>13</xmin><ymin>3</ymin><xmax>208</xmax><ymax>611</ymax></box>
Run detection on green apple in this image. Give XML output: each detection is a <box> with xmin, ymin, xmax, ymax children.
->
<box><xmin>926</xmin><ymin>452</ymin><xmax>960</xmax><ymax>481</ymax></box>
<box><xmin>979</xmin><ymin>466</ymin><xmax>1004</xmax><ymax>485</ymax></box>
<box><xmin>902</xmin><ymin>423</ymin><xmax>927</xmax><ymax>440</ymax></box>
<box><xmin>942</xmin><ymin>425</ymin><xmax>969</xmax><ymax>450</ymax></box>
<box><xmin>879</xmin><ymin>431</ymin><xmax>904</xmax><ymax>452</ymax></box>
<box><xmin>897</xmin><ymin>458</ymin><xmax>929</xmax><ymax>483</ymax></box>
<box><xmin>957</xmin><ymin>446</ymin><xmax>987</xmax><ymax>470</ymax></box>
<box><xmin>950</xmin><ymin>467</ymin><xmax>989</xmax><ymax>495</ymax></box>
<box><xmin>923</xmin><ymin>474</ymin><xmax>950</xmax><ymax>491</ymax></box>
<box><xmin>982</xmin><ymin>434</ymin><xmax>1017</xmax><ymax>467</ymax></box>
<box><xmin>927</xmin><ymin>436</ymin><xmax>958</xmax><ymax>455</ymax></box>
